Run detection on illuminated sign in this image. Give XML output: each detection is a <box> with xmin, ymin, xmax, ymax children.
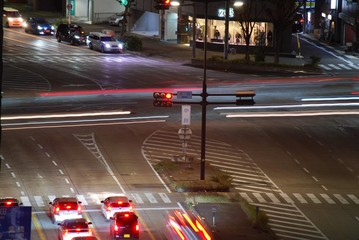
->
<box><xmin>218</xmin><ymin>8</ymin><xmax>235</xmax><ymax>18</ymax></box>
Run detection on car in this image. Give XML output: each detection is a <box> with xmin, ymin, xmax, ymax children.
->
<box><xmin>56</xmin><ymin>23</ymin><xmax>86</xmax><ymax>45</ymax></box>
<box><xmin>23</xmin><ymin>17</ymin><xmax>55</xmax><ymax>35</ymax></box>
<box><xmin>70</xmin><ymin>237</ymin><xmax>98</xmax><ymax>240</ymax></box>
<box><xmin>57</xmin><ymin>218</ymin><xmax>93</xmax><ymax>240</ymax></box>
<box><xmin>0</xmin><ymin>197</ymin><xmax>22</xmax><ymax>206</ymax></box>
<box><xmin>49</xmin><ymin>197</ymin><xmax>83</xmax><ymax>224</ymax></box>
<box><xmin>108</xmin><ymin>13</ymin><xmax>124</xmax><ymax>26</ymax></box>
<box><xmin>110</xmin><ymin>212</ymin><xmax>139</xmax><ymax>240</ymax></box>
<box><xmin>166</xmin><ymin>210</ymin><xmax>213</xmax><ymax>240</ymax></box>
<box><xmin>87</xmin><ymin>32</ymin><xmax>123</xmax><ymax>53</ymax></box>
<box><xmin>101</xmin><ymin>195</ymin><xmax>133</xmax><ymax>221</ymax></box>
<box><xmin>3</xmin><ymin>7</ymin><xmax>24</xmax><ymax>28</ymax></box>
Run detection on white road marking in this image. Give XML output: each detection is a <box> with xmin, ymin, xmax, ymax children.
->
<box><xmin>34</xmin><ymin>196</ymin><xmax>45</xmax><ymax>207</ymax></box>
<box><xmin>320</xmin><ymin>194</ymin><xmax>336</xmax><ymax>204</ymax></box>
<box><xmin>293</xmin><ymin>193</ymin><xmax>308</xmax><ymax>203</ymax></box>
<box><xmin>307</xmin><ymin>193</ymin><xmax>321</xmax><ymax>204</ymax></box>
<box><xmin>334</xmin><ymin>194</ymin><xmax>349</xmax><ymax>204</ymax></box>
<box><xmin>20</xmin><ymin>196</ymin><xmax>31</xmax><ymax>206</ymax></box>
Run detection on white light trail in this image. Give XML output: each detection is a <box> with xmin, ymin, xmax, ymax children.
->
<box><xmin>226</xmin><ymin>110</ymin><xmax>359</xmax><ymax>118</ymax></box>
<box><xmin>1</xmin><ymin>110</ymin><xmax>131</xmax><ymax>120</ymax></box>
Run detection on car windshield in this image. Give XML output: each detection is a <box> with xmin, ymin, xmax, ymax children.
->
<box><xmin>6</xmin><ymin>11</ymin><xmax>21</xmax><ymax>18</ymax></box>
<box><xmin>100</xmin><ymin>37</ymin><xmax>116</xmax><ymax>42</ymax></box>
<box><xmin>70</xmin><ymin>26</ymin><xmax>84</xmax><ymax>34</ymax></box>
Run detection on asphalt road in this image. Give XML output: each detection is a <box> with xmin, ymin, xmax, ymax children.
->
<box><xmin>2</xmin><ymin>24</ymin><xmax>359</xmax><ymax>240</ymax></box>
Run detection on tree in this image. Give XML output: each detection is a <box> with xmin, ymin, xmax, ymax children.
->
<box><xmin>265</xmin><ymin>0</ymin><xmax>303</xmax><ymax>64</ymax></box>
<box><xmin>235</xmin><ymin>0</ymin><xmax>265</xmax><ymax>62</ymax></box>
<box><xmin>116</xmin><ymin>0</ymin><xmax>135</xmax><ymax>36</ymax></box>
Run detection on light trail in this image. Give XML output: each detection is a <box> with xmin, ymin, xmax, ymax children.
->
<box><xmin>225</xmin><ymin>110</ymin><xmax>359</xmax><ymax>118</ymax></box>
<box><xmin>1</xmin><ymin>110</ymin><xmax>131</xmax><ymax>120</ymax></box>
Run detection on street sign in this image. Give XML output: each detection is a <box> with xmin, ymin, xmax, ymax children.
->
<box><xmin>177</xmin><ymin>91</ymin><xmax>192</xmax><ymax>99</ymax></box>
<box><xmin>181</xmin><ymin>105</ymin><xmax>191</xmax><ymax>125</ymax></box>
<box><xmin>178</xmin><ymin>128</ymin><xmax>192</xmax><ymax>140</ymax></box>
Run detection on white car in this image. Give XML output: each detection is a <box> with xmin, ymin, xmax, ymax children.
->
<box><xmin>49</xmin><ymin>197</ymin><xmax>83</xmax><ymax>224</ymax></box>
<box><xmin>108</xmin><ymin>13</ymin><xmax>124</xmax><ymax>26</ymax></box>
<box><xmin>58</xmin><ymin>218</ymin><xmax>92</xmax><ymax>240</ymax></box>
<box><xmin>87</xmin><ymin>32</ymin><xmax>123</xmax><ymax>53</ymax></box>
<box><xmin>100</xmin><ymin>196</ymin><xmax>133</xmax><ymax>221</ymax></box>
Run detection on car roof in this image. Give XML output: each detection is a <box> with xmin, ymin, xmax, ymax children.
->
<box><xmin>63</xmin><ymin>218</ymin><xmax>88</xmax><ymax>224</ymax></box>
<box><xmin>89</xmin><ymin>32</ymin><xmax>112</xmax><ymax>37</ymax></box>
<box><xmin>106</xmin><ymin>196</ymin><xmax>129</xmax><ymax>202</ymax></box>
<box><xmin>0</xmin><ymin>197</ymin><xmax>19</xmax><ymax>201</ymax></box>
<box><xmin>53</xmin><ymin>197</ymin><xmax>78</xmax><ymax>202</ymax></box>
<box><xmin>3</xmin><ymin>7</ymin><xmax>19</xmax><ymax>12</ymax></box>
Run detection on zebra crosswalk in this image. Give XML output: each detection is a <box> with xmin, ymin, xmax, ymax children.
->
<box><xmin>319</xmin><ymin>63</ymin><xmax>359</xmax><ymax>71</ymax></box>
<box><xmin>240</xmin><ymin>192</ymin><xmax>359</xmax><ymax>205</ymax></box>
<box><xmin>19</xmin><ymin>192</ymin><xmax>172</xmax><ymax>207</ymax></box>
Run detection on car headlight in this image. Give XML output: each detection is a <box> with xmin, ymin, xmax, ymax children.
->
<box><xmin>105</xmin><ymin>43</ymin><xmax>111</xmax><ymax>48</ymax></box>
<box><xmin>37</xmin><ymin>26</ymin><xmax>43</xmax><ymax>30</ymax></box>
<box><xmin>118</xmin><ymin>44</ymin><xmax>123</xmax><ymax>49</ymax></box>
<box><xmin>74</xmin><ymin>35</ymin><xmax>80</xmax><ymax>39</ymax></box>
<box><xmin>22</xmin><ymin>22</ymin><xmax>28</xmax><ymax>28</ymax></box>
<box><xmin>51</xmin><ymin>26</ymin><xmax>54</xmax><ymax>30</ymax></box>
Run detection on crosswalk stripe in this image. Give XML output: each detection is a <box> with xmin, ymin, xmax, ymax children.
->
<box><xmin>240</xmin><ymin>193</ymin><xmax>253</xmax><ymax>203</ymax></box>
<box><xmin>320</xmin><ymin>194</ymin><xmax>336</xmax><ymax>204</ymax></box>
<box><xmin>20</xmin><ymin>196</ymin><xmax>31</xmax><ymax>206</ymax></box>
<box><xmin>131</xmin><ymin>193</ymin><xmax>144</xmax><ymax>204</ymax></box>
<box><xmin>266</xmin><ymin>193</ymin><xmax>280</xmax><ymax>203</ymax></box>
<box><xmin>34</xmin><ymin>196</ymin><xmax>45</xmax><ymax>207</ymax></box>
<box><xmin>145</xmin><ymin>193</ymin><xmax>158</xmax><ymax>203</ymax></box>
<box><xmin>307</xmin><ymin>193</ymin><xmax>321</xmax><ymax>204</ymax></box>
<box><xmin>279</xmin><ymin>193</ymin><xmax>294</xmax><ymax>204</ymax></box>
<box><xmin>159</xmin><ymin>193</ymin><xmax>171</xmax><ymax>203</ymax></box>
<box><xmin>334</xmin><ymin>194</ymin><xmax>349</xmax><ymax>204</ymax></box>
<box><xmin>76</xmin><ymin>195</ymin><xmax>88</xmax><ymax>206</ymax></box>
<box><xmin>328</xmin><ymin>64</ymin><xmax>341</xmax><ymax>70</ymax></box>
<box><xmin>293</xmin><ymin>193</ymin><xmax>308</xmax><ymax>203</ymax></box>
<box><xmin>348</xmin><ymin>64</ymin><xmax>359</xmax><ymax>70</ymax></box>
<box><xmin>319</xmin><ymin>64</ymin><xmax>331</xmax><ymax>70</ymax></box>
<box><xmin>338</xmin><ymin>63</ymin><xmax>352</xmax><ymax>70</ymax></box>
<box><xmin>253</xmin><ymin>192</ymin><xmax>266</xmax><ymax>203</ymax></box>
<box><xmin>347</xmin><ymin>194</ymin><xmax>359</xmax><ymax>204</ymax></box>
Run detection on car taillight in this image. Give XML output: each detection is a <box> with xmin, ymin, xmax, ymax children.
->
<box><xmin>136</xmin><ymin>224</ymin><xmax>139</xmax><ymax>231</ymax></box>
<box><xmin>114</xmin><ymin>224</ymin><xmax>119</xmax><ymax>231</ymax></box>
<box><xmin>66</xmin><ymin>206</ymin><xmax>71</xmax><ymax>209</ymax></box>
<box><xmin>64</xmin><ymin>230</ymin><xmax>68</xmax><ymax>236</ymax></box>
<box><xmin>6</xmin><ymin>201</ymin><xmax>13</xmax><ymax>206</ymax></box>
<box><xmin>129</xmin><ymin>206</ymin><xmax>133</xmax><ymax>211</ymax></box>
<box><xmin>76</xmin><ymin>228</ymin><xmax>81</xmax><ymax>232</ymax></box>
<box><xmin>55</xmin><ymin>207</ymin><xmax>60</xmax><ymax>213</ymax></box>
<box><xmin>77</xmin><ymin>206</ymin><xmax>82</xmax><ymax>213</ymax></box>
<box><xmin>107</xmin><ymin>206</ymin><xmax>112</xmax><ymax>211</ymax></box>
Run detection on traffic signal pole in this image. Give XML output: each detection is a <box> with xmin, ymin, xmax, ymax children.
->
<box><xmin>200</xmin><ymin>0</ymin><xmax>209</xmax><ymax>180</ymax></box>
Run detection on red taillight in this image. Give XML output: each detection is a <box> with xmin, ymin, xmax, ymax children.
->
<box><xmin>114</xmin><ymin>224</ymin><xmax>119</xmax><ymax>231</ymax></box>
<box><xmin>129</xmin><ymin>206</ymin><xmax>133</xmax><ymax>211</ymax></box>
<box><xmin>66</xmin><ymin>205</ymin><xmax>71</xmax><ymax>209</ymax></box>
<box><xmin>76</xmin><ymin>228</ymin><xmax>81</xmax><ymax>232</ymax></box>
<box><xmin>6</xmin><ymin>201</ymin><xmax>13</xmax><ymax>206</ymax></box>
<box><xmin>107</xmin><ymin>206</ymin><xmax>112</xmax><ymax>211</ymax></box>
<box><xmin>64</xmin><ymin>230</ymin><xmax>68</xmax><ymax>236</ymax></box>
<box><xmin>118</xmin><ymin>201</ymin><xmax>123</xmax><ymax>204</ymax></box>
<box><xmin>55</xmin><ymin>207</ymin><xmax>60</xmax><ymax>213</ymax></box>
<box><xmin>77</xmin><ymin>205</ymin><xmax>82</xmax><ymax>213</ymax></box>
<box><xmin>124</xmin><ymin>213</ymin><xmax>129</xmax><ymax>217</ymax></box>
<box><xmin>135</xmin><ymin>224</ymin><xmax>139</xmax><ymax>231</ymax></box>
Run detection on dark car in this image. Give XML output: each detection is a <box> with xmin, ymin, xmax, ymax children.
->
<box><xmin>0</xmin><ymin>197</ymin><xmax>22</xmax><ymax>206</ymax></box>
<box><xmin>56</xmin><ymin>23</ymin><xmax>86</xmax><ymax>45</ymax></box>
<box><xmin>110</xmin><ymin>212</ymin><xmax>139</xmax><ymax>240</ymax></box>
<box><xmin>23</xmin><ymin>17</ymin><xmax>55</xmax><ymax>35</ymax></box>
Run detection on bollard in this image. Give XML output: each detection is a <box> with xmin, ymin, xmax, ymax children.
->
<box><xmin>212</xmin><ymin>206</ymin><xmax>216</xmax><ymax>229</ymax></box>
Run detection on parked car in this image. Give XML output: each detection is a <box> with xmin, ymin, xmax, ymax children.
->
<box><xmin>101</xmin><ymin>195</ymin><xmax>133</xmax><ymax>221</ymax></box>
<box><xmin>108</xmin><ymin>13</ymin><xmax>124</xmax><ymax>26</ymax></box>
<box><xmin>49</xmin><ymin>197</ymin><xmax>83</xmax><ymax>224</ymax></box>
<box><xmin>87</xmin><ymin>32</ymin><xmax>123</xmax><ymax>53</ymax></box>
<box><xmin>3</xmin><ymin>7</ymin><xmax>24</xmax><ymax>28</ymax></box>
<box><xmin>58</xmin><ymin>218</ymin><xmax>93</xmax><ymax>240</ymax></box>
<box><xmin>23</xmin><ymin>17</ymin><xmax>55</xmax><ymax>35</ymax></box>
<box><xmin>110</xmin><ymin>212</ymin><xmax>139</xmax><ymax>240</ymax></box>
<box><xmin>56</xmin><ymin>23</ymin><xmax>86</xmax><ymax>45</ymax></box>
<box><xmin>0</xmin><ymin>197</ymin><xmax>22</xmax><ymax>206</ymax></box>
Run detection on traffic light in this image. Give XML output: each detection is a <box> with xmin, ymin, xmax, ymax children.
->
<box><xmin>235</xmin><ymin>90</ymin><xmax>255</xmax><ymax>105</ymax></box>
<box><xmin>118</xmin><ymin>0</ymin><xmax>129</xmax><ymax>6</ymax></box>
<box><xmin>155</xmin><ymin>0</ymin><xmax>171</xmax><ymax>10</ymax></box>
<box><xmin>153</xmin><ymin>92</ymin><xmax>173</xmax><ymax>107</ymax></box>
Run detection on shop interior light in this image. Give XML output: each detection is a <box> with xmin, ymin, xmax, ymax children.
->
<box><xmin>171</xmin><ymin>0</ymin><xmax>180</xmax><ymax>6</ymax></box>
<box><xmin>233</xmin><ymin>1</ymin><xmax>244</xmax><ymax>7</ymax></box>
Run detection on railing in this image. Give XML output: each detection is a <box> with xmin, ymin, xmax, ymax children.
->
<box><xmin>93</xmin><ymin>12</ymin><xmax>119</xmax><ymax>24</ymax></box>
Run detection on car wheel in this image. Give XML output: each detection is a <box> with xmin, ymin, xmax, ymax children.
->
<box><xmin>101</xmin><ymin>46</ymin><xmax>105</xmax><ymax>53</ymax></box>
<box><xmin>56</xmin><ymin>36</ymin><xmax>61</xmax><ymax>42</ymax></box>
<box><xmin>89</xmin><ymin>42</ymin><xmax>93</xmax><ymax>50</ymax></box>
